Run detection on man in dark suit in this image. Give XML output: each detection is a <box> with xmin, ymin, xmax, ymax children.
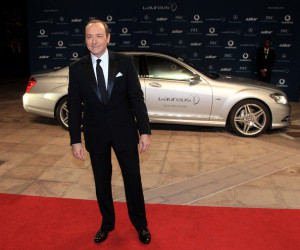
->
<box><xmin>67</xmin><ymin>20</ymin><xmax>151</xmax><ymax>245</ymax></box>
<box><xmin>256</xmin><ymin>38</ymin><xmax>275</xmax><ymax>83</ymax></box>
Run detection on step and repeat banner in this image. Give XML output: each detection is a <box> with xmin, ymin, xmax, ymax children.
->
<box><xmin>27</xmin><ymin>0</ymin><xmax>299</xmax><ymax>101</ymax></box>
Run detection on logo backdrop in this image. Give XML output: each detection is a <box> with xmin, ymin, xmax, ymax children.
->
<box><xmin>27</xmin><ymin>0</ymin><xmax>299</xmax><ymax>101</ymax></box>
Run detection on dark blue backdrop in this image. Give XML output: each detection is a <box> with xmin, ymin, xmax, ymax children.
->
<box><xmin>27</xmin><ymin>0</ymin><xmax>299</xmax><ymax>101</ymax></box>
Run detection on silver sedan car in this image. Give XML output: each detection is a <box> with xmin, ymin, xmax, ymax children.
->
<box><xmin>23</xmin><ymin>51</ymin><xmax>291</xmax><ymax>137</ymax></box>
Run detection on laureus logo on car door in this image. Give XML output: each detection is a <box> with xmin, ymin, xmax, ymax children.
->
<box><xmin>158</xmin><ymin>95</ymin><xmax>200</xmax><ymax>106</ymax></box>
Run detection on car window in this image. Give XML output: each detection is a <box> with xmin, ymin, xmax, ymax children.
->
<box><xmin>146</xmin><ymin>56</ymin><xmax>193</xmax><ymax>81</ymax></box>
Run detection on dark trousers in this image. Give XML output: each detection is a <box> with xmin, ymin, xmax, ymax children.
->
<box><xmin>89</xmin><ymin>145</ymin><xmax>147</xmax><ymax>231</ymax></box>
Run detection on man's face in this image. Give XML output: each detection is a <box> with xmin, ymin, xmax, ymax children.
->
<box><xmin>85</xmin><ymin>22</ymin><xmax>110</xmax><ymax>57</ymax></box>
<box><xmin>264</xmin><ymin>40</ymin><xmax>270</xmax><ymax>49</ymax></box>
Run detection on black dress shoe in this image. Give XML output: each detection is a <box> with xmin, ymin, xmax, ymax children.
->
<box><xmin>139</xmin><ymin>228</ymin><xmax>151</xmax><ymax>244</ymax></box>
<box><xmin>94</xmin><ymin>228</ymin><xmax>113</xmax><ymax>243</ymax></box>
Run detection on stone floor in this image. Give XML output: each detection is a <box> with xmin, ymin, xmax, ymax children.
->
<box><xmin>1</xmin><ymin>77</ymin><xmax>300</xmax><ymax>209</ymax></box>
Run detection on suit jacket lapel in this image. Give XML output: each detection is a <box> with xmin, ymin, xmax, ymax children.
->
<box><xmin>107</xmin><ymin>52</ymin><xmax>119</xmax><ymax>102</ymax></box>
<box><xmin>81</xmin><ymin>54</ymin><xmax>102</xmax><ymax>101</ymax></box>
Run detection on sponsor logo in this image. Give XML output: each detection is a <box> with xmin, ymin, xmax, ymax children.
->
<box><xmin>260</xmin><ymin>30</ymin><xmax>273</xmax><ymax>35</ymax></box>
<box><xmin>156</xmin><ymin>27</ymin><xmax>167</xmax><ymax>36</ymax></box>
<box><xmin>69</xmin><ymin>43</ymin><xmax>83</xmax><ymax>47</ymax></box>
<box><xmin>172</xmin><ymin>15</ymin><xmax>187</xmax><ymax>22</ymax></box>
<box><xmin>71</xmin><ymin>19</ymin><xmax>82</xmax><ymax>23</ymax></box>
<box><xmin>71</xmin><ymin>28</ymin><xmax>83</xmax><ymax>37</ymax></box>
<box><xmin>156</xmin><ymin>17</ymin><xmax>168</xmax><ymax>21</ymax></box>
<box><xmin>244</xmin><ymin>27</ymin><xmax>257</xmax><ymax>37</ymax></box>
<box><xmin>56</xmin><ymin>16</ymin><xmax>68</xmax><ymax>25</ymax></box>
<box><xmin>38</xmin><ymin>41</ymin><xmax>52</xmax><ymax>49</ymax></box>
<box><xmin>220</xmin><ymin>54</ymin><xmax>236</xmax><ymax>61</ymax></box>
<box><xmin>187</xmin><ymin>28</ymin><xmax>202</xmax><ymax>35</ymax></box>
<box><xmin>118</xmin><ymin>17</ymin><xmax>137</xmax><ymax>22</ymax></box>
<box><xmin>225</xmin><ymin>40</ymin><xmax>237</xmax><ymax>49</ymax></box>
<box><xmin>141</xmin><ymin>15</ymin><xmax>153</xmax><ymax>23</ymax></box>
<box><xmin>277</xmin><ymin>29</ymin><xmax>291</xmax><ymax>35</ymax></box>
<box><xmin>206</xmin><ymin>17</ymin><xmax>226</xmax><ymax>22</ymax></box>
<box><xmin>120</xmin><ymin>27</ymin><xmax>131</xmax><ymax>36</ymax></box>
<box><xmin>194</xmin><ymin>14</ymin><xmax>200</xmax><ymax>21</ymax></box>
<box><xmin>134</xmin><ymin>30</ymin><xmax>152</xmax><ymax>34</ymax></box>
<box><xmin>158</xmin><ymin>95</ymin><xmax>200</xmax><ymax>105</ymax></box>
<box><xmin>44</xmin><ymin>9</ymin><xmax>59</xmax><ymax>12</ymax></box>
<box><xmin>220</xmin><ymin>68</ymin><xmax>232</xmax><ymax>72</ymax></box>
<box><xmin>56</xmin><ymin>40</ymin><xmax>66</xmax><ymax>49</ymax></box>
<box><xmin>174</xmin><ymin>40</ymin><xmax>186</xmax><ymax>48</ymax></box>
<box><xmin>205</xmin><ymin>55</ymin><xmax>217</xmax><ymax>59</ymax></box>
<box><xmin>152</xmin><ymin>42</ymin><xmax>171</xmax><ymax>47</ymax></box>
<box><xmin>51</xmin><ymin>31</ymin><xmax>68</xmax><ymax>36</ymax></box>
<box><xmin>267</xmin><ymin>6</ymin><xmax>285</xmax><ymax>10</ymax></box>
<box><xmin>273</xmin><ymin>68</ymin><xmax>289</xmax><ymax>73</ymax></box>
<box><xmin>236</xmin><ymin>66</ymin><xmax>250</xmax><ymax>73</ymax></box>
<box><xmin>120</xmin><ymin>40</ymin><xmax>134</xmax><ymax>48</ymax></box>
<box><xmin>106</xmin><ymin>15</ymin><xmax>114</xmax><ymax>22</ymax></box>
<box><xmin>206</xmin><ymin>40</ymin><xmax>220</xmax><ymax>48</ymax></box>
<box><xmin>282</xmin><ymin>15</ymin><xmax>293</xmax><ymax>24</ymax></box>
<box><xmin>70</xmin><ymin>52</ymin><xmax>80</xmax><ymax>61</ymax></box>
<box><xmin>191</xmin><ymin>14</ymin><xmax>203</xmax><ymax>23</ymax></box>
<box><xmin>36</xmin><ymin>19</ymin><xmax>53</xmax><ymax>24</ymax></box>
<box><xmin>54</xmin><ymin>53</ymin><xmax>66</xmax><ymax>60</ymax></box>
<box><xmin>206</xmin><ymin>27</ymin><xmax>218</xmax><ymax>36</ymax></box>
<box><xmin>190</xmin><ymin>42</ymin><xmax>202</xmax><ymax>46</ymax></box>
<box><xmin>171</xmin><ymin>29</ymin><xmax>183</xmax><ymax>34</ymax></box>
<box><xmin>229</xmin><ymin>14</ymin><xmax>241</xmax><ymax>23</ymax></box>
<box><xmin>221</xmin><ymin>29</ymin><xmax>241</xmax><ymax>35</ymax></box>
<box><xmin>142</xmin><ymin>3</ymin><xmax>177</xmax><ymax>11</ymax></box>
<box><xmin>245</xmin><ymin>17</ymin><xmax>258</xmax><ymax>21</ymax></box>
<box><xmin>38</xmin><ymin>29</ymin><xmax>48</xmax><ymax>38</ymax></box>
<box><xmin>262</xmin><ymin>16</ymin><xmax>277</xmax><ymax>23</ymax></box>
<box><xmin>38</xmin><ymin>55</ymin><xmax>50</xmax><ymax>59</ymax></box>
<box><xmin>240</xmin><ymin>43</ymin><xmax>256</xmax><ymax>47</ymax></box>
<box><xmin>138</xmin><ymin>40</ymin><xmax>149</xmax><ymax>48</ymax></box>
<box><xmin>240</xmin><ymin>53</ymin><xmax>251</xmax><ymax>62</ymax></box>
<box><xmin>277</xmin><ymin>53</ymin><xmax>290</xmax><ymax>63</ymax></box>
<box><xmin>279</xmin><ymin>43</ymin><xmax>292</xmax><ymax>48</ymax></box>
<box><xmin>276</xmin><ymin>78</ymin><xmax>288</xmax><ymax>87</ymax></box>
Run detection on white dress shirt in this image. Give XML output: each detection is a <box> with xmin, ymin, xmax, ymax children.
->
<box><xmin>91</xmin><ymin>50</ymin><xmax>109</xmax><ymax>89</ymax></box>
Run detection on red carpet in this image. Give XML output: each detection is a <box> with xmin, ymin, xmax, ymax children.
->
<box><xmin>1</xmin><ymin>193</ymin><xmax>300</xmax><ymax>250</ymax></box>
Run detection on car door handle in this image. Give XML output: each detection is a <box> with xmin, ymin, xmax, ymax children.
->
<box><xmin>149</xmin><ymin>82</ymin><xmax>162</xmax><ymax>88</ymax></box>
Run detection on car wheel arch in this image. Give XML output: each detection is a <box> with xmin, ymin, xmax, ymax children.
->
<box><xmin>226</xmin><ymin>98</ymin><xmax>272</xmax><ymax>137</ymax></box>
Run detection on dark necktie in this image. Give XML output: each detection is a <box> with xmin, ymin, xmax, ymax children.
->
<box><xmin>96</xmin><ymin>59</ymin><xmax>108</xmax><ymax>105</ymax></box>
<box><xmin>264</xmin><ymin>49</ymin><xmax>268</xmax><ymax>59</ymax></box>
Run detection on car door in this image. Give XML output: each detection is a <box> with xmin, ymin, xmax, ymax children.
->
<box><xmin>144</xmin><ymin>55</ymin><xmax>213</xmax><ymax>123</ymax></box>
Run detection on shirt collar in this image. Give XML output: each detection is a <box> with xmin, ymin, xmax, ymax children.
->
<box><xmin>91</xmin><ymin>49</ymin><xmax>109</xmax><ymax>64</ymax></box>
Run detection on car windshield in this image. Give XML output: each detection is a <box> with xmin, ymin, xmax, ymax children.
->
<box><xmin>177</xmin><ymin>57</ymin><xmax>220</xmax><ymax>79</ymax></box>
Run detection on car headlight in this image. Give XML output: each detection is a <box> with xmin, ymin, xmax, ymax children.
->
<box><xmin>270</xmin><ymin>93</ymin><xmax>288</xmax><ymax>104</ymax></box>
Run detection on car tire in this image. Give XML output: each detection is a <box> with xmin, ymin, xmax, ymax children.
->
<box><xmin>55</xmin><ymin>96</ymin><xmax>69</xmax><ymax>130</ymax></box>
<box><xmin>228</xmin><ymin>99</ymin><xmax>270</xmax><ymax>137</ymax></box>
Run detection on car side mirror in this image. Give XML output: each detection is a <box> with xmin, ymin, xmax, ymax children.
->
<box><xmin>190</xmin><ymin>74</ymin><xmax>201</xmax><ymax>85</ymax></box>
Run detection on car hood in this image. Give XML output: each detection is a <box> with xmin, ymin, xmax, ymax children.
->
<box><xmin>32</xmin><ymin>67</ymin><xmax>69</xmax><ymax>78</ymax></box>
<box><xmin>216</xmin><ymin>74</ymin><xmax>282</xmax><ymax>93</ymax></box>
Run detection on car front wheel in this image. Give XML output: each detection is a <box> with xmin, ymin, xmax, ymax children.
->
<box><xmin>228</xmin><ymin>99</ymin><xmax>270</xmax><ymax>137</ymax></box>
<box><xmin>55</xmin><ymin>96</ymin><xmax>69</xmax><ymax>130</ymax></box>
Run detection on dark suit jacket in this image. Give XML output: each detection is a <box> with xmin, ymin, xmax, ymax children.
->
<box><xmin>256</xmin><ymin>47</ymin><xmax>275</xmax><ymax>72</ymax></box>
<box><xmin>67</xmin><ymin>51</ymin><xmax>151</xmax><ymax>153</ymax></box>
